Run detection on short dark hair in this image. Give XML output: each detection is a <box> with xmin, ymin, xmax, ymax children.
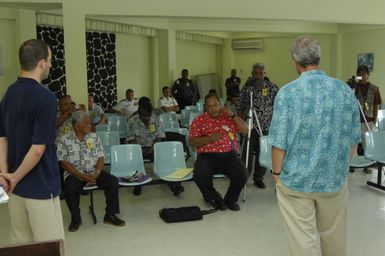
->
<box><xmin>162</xmin><ymin>86</ymin><xmax>170</xmax><ymax>92</ymax></box>
<box><xmin>138</xmin><ymin>96</ymin><xmax>151</xmax><ymax>107</ymax></box>
<box><xmin>138</xmin><ymin>101</ymin><xmax>153</xmax><ymax>117</ymax></box>
<box><xmin>19</xmin><ymin>39</ymin><xmax>50</xmax><ymax>71</ymax></box>
<box><xmin>204</xmin><ymin>92</ymin><xmax>220</xmax><ymax>105</ymax></box>
<box><xmin>181</xmin><ymin>69</ymin><xmax>188</xmax><ymax>74</ymax></box>
<box><xmin>126</xmin><ymin>89</ymin><xmax>134</xmax><ymax>95</ymax></box>
<box><xmin>357</xmin><ymin>65</ymin><xmax>370</xmax><ymax>75</ymax></box>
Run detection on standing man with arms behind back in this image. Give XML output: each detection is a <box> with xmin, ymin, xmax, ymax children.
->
<box><xmin>268</xmin><ymin>35</ymin><xmax>360</xmax><ymax>256</ymax></box>
<box><xmin>0</xmin><ymin>39</ymin><xmax>65</xmax><ymax>243</ymax></box>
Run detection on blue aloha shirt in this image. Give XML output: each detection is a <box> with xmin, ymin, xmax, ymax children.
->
<box><xmin>268</xmin><ymin>70</ymin><xmax>361</xmax><ymax>192</ymax></box>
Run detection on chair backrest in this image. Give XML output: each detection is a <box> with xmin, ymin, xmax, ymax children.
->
<box><xmin>153</xmin><ymin>141</ymin><xmax>186</xmax><ymax>177</ymax></box>
<box><xmin>364</xmin><ymin>131</ymin><xmax>385</xmax><ymax>161</ymax></box>
<box><xmin>185</xmin><ymin>105</ymin><xmax>198</xmax><ymax>112</ymax></box>
<box><xmin>95</xmin><ymin>131</ymin><xmax>120</xmax><ymax>164</ymax></box>
<box><xmin>160</xmin><ymin>112</ymin><xmax>178</xmax><ymax>123</ymax></box>
<box><xmin>196</xmin><ymin>101</ymin><xmax>204</xmax><ymax>113</ymax></box>
<box><xmin>159</xmin><ymin>112</ymin><xmax>179</xmax><ymax>129</ymax></box>
<box><xmin>95</xmin><ymin>124</ymin><xmax>111</xmax><ymax>132</ymax></box>
<box><xmin>110</xmin><ymin>144</ymin><xmax>146</xmax><ymax>177</ymax></box>
<box><xmin>107</xmin><ymin>115</ymin><xmax>128</xmax><ymax>138</ymax></box>
<box><xmin>259</xmin><ymin>136</ymin><xmax>272</xmax><ymax>170</ymax></box>
<box><xmin>180</xmin><ymin>109</ymin><xmax>191</xmax><ymax>127</ymax></box>
<box><xmin>188</xmin><ymin>112</ymin><xmax>200</xmax><ymax>127</ymax></box>
<box><xmin>377</xmin><ymin>118</ymin><xmax>385</xmax><ymax>131</ymax></box>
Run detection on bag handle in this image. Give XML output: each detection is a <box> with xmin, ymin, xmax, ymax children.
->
<box><xmin>201</xmin><ymin>208</ymin><xmax>217</xmax><ymax>215</ymax></box>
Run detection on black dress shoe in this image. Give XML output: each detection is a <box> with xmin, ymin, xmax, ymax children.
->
<box><xmin>254</xmin><ymin>180</ymin><xmax>266</xmax><ymax>189</ymax></box>
<box><xmin>224</xmin><ymin>201</ymin><xmax>240</xmax><ymax>211</ymax></box>
<box><xmin>133</xmin><ymin>186</ymin><xmax>142</xmax><ymax>196</ymax></box>
<box><xmin>207</xmin><ymin>198</ymin><xmax>227</xmax><ymax>211</ymax></box>
<box><xmin>103</xmin><ymin>214</ymin><xmax>125</xmax><ymax>226</ymax></box>
<box><xmin>68</xmin><ymin>220</ymin><xmax>82</xmax><ymax>232</ymax></box>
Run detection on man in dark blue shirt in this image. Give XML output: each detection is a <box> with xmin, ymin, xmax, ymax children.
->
<box><xmin>172</xmin><ymin>69</ymin><xmax>197</xmax><ymax>111</ymax></box>
<box><xmin>225</xmin><ymin>68</ymin><xmax>241</xmax><ymax>96</ymax></box>
<box><xmin>0</xmin><ymin>39</ymin><xmax>65</xmax><ymax>243</ymax></box>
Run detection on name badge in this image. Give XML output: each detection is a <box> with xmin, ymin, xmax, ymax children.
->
<box><xmin>64</xmin><ymin>126</ymin><xmax>71</xmax><ymax>134</ymax></box>
<box><xmin>86</xmin><ymin>138</ymin><xmax>94</xmax><ymax>149</ymax></box>
<box><xmin>262</xmin><ymin>88</ymin><xmax>268</xmax><ymax>97</ymax></box>
<box><xmin>365</xmin><ymin>102</ymin><xmax>369</xmax><ymax>111</ymax></box>
<box><xmin>148</xmin><ymin>124</ymin><xmax>156</xmax><ymax>133</ymax></box>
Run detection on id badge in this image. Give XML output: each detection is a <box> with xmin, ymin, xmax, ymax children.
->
<box><xmin>148</xmin><ymin>124</ymin><xmax>156</xmax><ymax>133</ymax></box>
<box><xmin>228</xmin><ymin>132</ymin><xmax>235</xmax><ymax>141</ymax></box>
<box><xmin>365</xmin><ymin>102</ymin><xmax>369</xmax><ymax>111</ymax></box>
<box><xmin>262</xmin><ymin>88</ymin><xmax>268</xmax><ymax>97</ymax></box>
<box><xmin>86</xmin><ymin>138</ymin><xmax>94</xmax><ymax>149</ymax></box>
<box><xmin>64</xmin><ymin>126</ymin><xmax>71</xmax><ymax>134</ymax></box>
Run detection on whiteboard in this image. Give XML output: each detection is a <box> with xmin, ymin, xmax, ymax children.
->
<box><xmin>195</xmin><ymin>73</ymin><xmax>220</xmax><ymax>99</ymax></box>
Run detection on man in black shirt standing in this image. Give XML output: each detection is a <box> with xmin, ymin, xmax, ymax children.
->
<box><xmin>172</xmin><ymin>69</ymin><xmax>197</xmax><ymax>111</ymax></box>
<box><xmin>225</xmin><ymin>69</ymin><xmax>241</xmax><ymax>96</ymax></box>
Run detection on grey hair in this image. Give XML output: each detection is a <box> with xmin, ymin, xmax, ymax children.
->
<box><xmin>252</xmin><ymin>62</ymin><xmax>265</xmax><ymax>70</ymax></box>
<box><xmin>290</xmin><ymin>35</ymin><xmax>321</xmax><ymax>68</ymax></box>
<box><xmin>71</xmin><ymin>110</ymin><xmax>89</xmax><ymax>126</ymax></box>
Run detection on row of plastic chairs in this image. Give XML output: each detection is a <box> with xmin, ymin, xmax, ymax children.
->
<box><xmin>84</xmin><ymin>141</ymin><xmax>191</xmax><ymax>224</ymax></box>
<box><xmin>106</xmin><ymin>142</ymin><xmax>192</xmax><ymax>185</ymax></box>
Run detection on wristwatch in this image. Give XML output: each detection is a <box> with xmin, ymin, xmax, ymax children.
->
<box><xmin>230</xmin><ymin>113</ymin><xmax>236</xmax><ymax>119</ymax></box>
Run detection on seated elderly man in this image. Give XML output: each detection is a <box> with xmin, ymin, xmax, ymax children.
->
<box><xmin>57</xmin><ymin>111</ymin><xmax>125</xmax><ymax>232</ymax></box>
<box><xmin>189</xmin><ymin>93</ymin><xmax>249</xmax><ymax>211</ymax></box>
<box><xmin>127</xmin><ymin>101</ymin><xmax>184</xmax><ymax>196</ymax></box>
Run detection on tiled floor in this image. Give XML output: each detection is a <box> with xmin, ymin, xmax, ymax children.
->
<box><xmin>1</xmin><ymin>169</ymin><xmax>385</xmax><ymax>256</ymax></box>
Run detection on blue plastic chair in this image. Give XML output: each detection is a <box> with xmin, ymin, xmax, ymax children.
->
<box><xmin>188</xmin><ymin>112</ymin><xmax>200</xmax><ymax>127</ymax></box>
<box><xmin>110</xmin><ymin>144</ymin><xmax>152</xmax><ymax>186</ymax></box>
<box><xmin>259</xmin><ymin>136</ymin><xmax>272</xmax><ymax>170</ymax></box>
<box><xmin>160</xmin><ymin>112</ymin><xmax>178</xmax><ymax>123</ymax></box>
<box><xmin>185</xmin><ymin>105</ymin><xmax>198</xmax><ymax>112</ymax></box>
<box><xmin>154</xmin><ymin>141</ymin><xmax>192</xmax><ymax>182</ymax></box>
<box><xmin>196</xmin><ymin>101</ymin><xmax>204</xmax><ymax>113</ymax></box>
<box><xmin>95</xmin><ymin>124</ymin><xmax>111</xmax><ymax>132</ymax></box>
<box><xmin>180</xmin><ymin>109</ymin><xmax>191</xmax><ymax>128</ymax></box>
<box><xmin>107</xmin><ymin>115</ymin><xmax>128</xmax><ymax>139</ymax></box>
<box><xmin>95</xmin><ymin>131</ymin><xmax>120</xmax><ymax>164</ymax></box>
<box><xmin>377</xmin><ymin>118</ymin><xmax>385</xmax><ymax>131</ymax></box>
<box><xmin>364</xmin><ymin>131</ymin><xmax>385</xmax><ymax>191</ymax></box>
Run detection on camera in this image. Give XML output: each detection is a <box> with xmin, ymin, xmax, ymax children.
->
<box><xmin>347</xmin><ymin>76</ymin><xmax>362</xmax><ymax>89</ymax></box>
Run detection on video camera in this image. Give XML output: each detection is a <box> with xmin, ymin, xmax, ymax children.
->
<box><xmin>347</xmin><ymin>75</ymin><xmax>362</xmax><ymax>89</ymax></box>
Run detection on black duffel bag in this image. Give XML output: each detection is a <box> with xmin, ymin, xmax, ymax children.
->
<box><xmin>159</xmin><ymin>206</ymin><xmax>216</xmax><ymax>223</ymax></box>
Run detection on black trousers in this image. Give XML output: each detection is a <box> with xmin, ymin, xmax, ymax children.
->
<box><xmin>241</xmin><ymin>129</ymin><xmax>267</xmax><ymax>182</ymax></box>
<box><xmin>64</xmin><ymin>171</ymin><xmax>120</xmax><ymax>222</ymax></box>
<box><xmin>193</xmin><ymin>153</ymin><xmax>248</xmax><ymax>204</ymax></box>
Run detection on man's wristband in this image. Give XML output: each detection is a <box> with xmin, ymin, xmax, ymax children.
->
<box><xmin>230</xmin><ymin>113</ymin><xmax>236</xmax><ymax>119</ymax></box>
<box><xmin>272</xmin><ymin>171</ymin><xmax>281</xmax><ymax>176</ymax></box>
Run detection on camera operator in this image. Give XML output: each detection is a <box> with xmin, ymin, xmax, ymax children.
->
<box><xmin>238</xmin><ymin>63</ymin><xmax>279</xmax><ymax>188</ymax></box>
<box><xmin>355</xmin><ymin>65</ymin><xmax>382</xmax><ymax>160</ymax></box>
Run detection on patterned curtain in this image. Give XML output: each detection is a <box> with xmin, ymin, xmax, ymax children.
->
<box><xmin>36</xmin><ymin>26</ymin><xmax>118</xmax><ymax>109</ymax></box>
<box><xmin>37</xmin><ymin>25</ymin><xmax>66</xmax><ymax>98</ymax></box>
<box><xmin>86</xmin><ymin>31</ymin><xmax>117</xmax><ymax>110</ymax></box>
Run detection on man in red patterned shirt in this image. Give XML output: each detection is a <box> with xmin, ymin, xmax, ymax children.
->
<box><xmin>189</xmin><ymin>93</ymin><xmax>248</xmax><ymax>211</ymax></box>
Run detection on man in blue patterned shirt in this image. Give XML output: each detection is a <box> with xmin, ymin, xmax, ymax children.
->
<box><xmin>268</xmin><ymin>35</ymin><xmax>360</xmax><ymax>256</ymax></box>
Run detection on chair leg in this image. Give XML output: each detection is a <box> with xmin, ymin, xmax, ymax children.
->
<box><xmin>367</xmin><ymin>164</ymin><xmax>385</xmax><ymax>191</ymax></box>
<box><xmin>89</xmin><ymin>190</ymin><xmax>97</xmax><ymax>224</ymax></box>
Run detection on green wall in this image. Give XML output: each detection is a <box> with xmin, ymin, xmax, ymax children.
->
<box><xmin>342</xmin><ymin>28</ymin><xmax>385</xmax><ymax>99</ymax></box>
<box><xmin>116</xmin><ymin>33</ymin><xmax>153</xmax><ymax>105</ymax></box>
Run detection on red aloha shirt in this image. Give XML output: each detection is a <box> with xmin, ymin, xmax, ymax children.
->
<box><xmin>189</xmin><ymin>112</ymin><xmax>239</xmax><ymax>153</ymax></box>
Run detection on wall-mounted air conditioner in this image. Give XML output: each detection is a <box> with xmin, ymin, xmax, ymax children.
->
<box><xmin>232</xmin><ymin>39</ymin><xmax>264</xmax><ymax>51</ymax></box>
